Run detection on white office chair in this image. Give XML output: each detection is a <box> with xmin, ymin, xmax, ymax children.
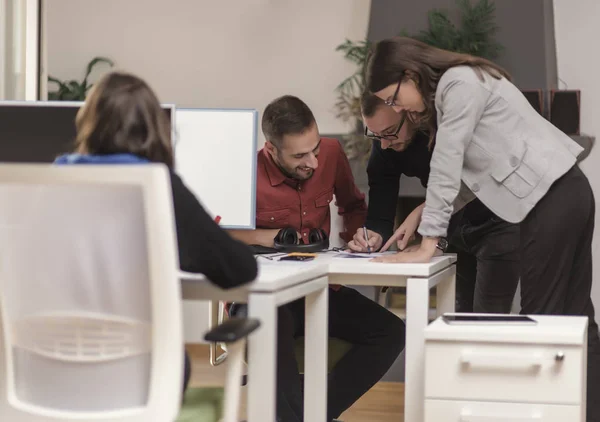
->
<box><xmin>0</xmin><ymin>164</ymin><xmax>183</xmax><ymax>421</ymax></box>
<box><xmin>328</xmin><ymin>194</ymin><xmax>345</xmax><ymax>249</ymax></box>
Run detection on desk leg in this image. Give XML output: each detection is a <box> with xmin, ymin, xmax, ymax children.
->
<box><xmin>304</xmin><ymin>281</ymin><xmax>329</xmax><ymax>422</ymax></box>
<box><xmin>405</xmin><ymin>277</ymin><xmax>430</xmax><ymax>422</ymax></box>
<box><xmin>248</xmin><ymin>293</ymin><xmax>278</xmax><ymax>422</ymax></box>
<box><xmin>436</xmin><ymin>265</ymin><xmax>456</xmax><ymax>316</ymax></box>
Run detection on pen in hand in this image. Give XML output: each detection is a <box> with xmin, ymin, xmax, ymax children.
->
<box><xmin>363</xmin><ymin>226</ymin><xmax>371</xmax><ymax>253</ymax></box>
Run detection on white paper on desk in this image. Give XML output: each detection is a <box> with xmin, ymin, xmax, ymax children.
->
<box><xmin>333</xmin><ymin>251</ymin><xmax>397</xmax><ymax>259</ymax></box>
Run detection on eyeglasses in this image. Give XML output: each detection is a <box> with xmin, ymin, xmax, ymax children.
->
<box><xmin>364</xmin><ymin>113</ymin><xmax>407</xmax><ymax>141</ymax></box>
<box><xmin>384</xmin><ymin>79</ymin><xmax>402</xmax><ymax>107</ymax></box>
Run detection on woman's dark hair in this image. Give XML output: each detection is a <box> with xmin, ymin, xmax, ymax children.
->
<box><xmin>366</xmin><ymin>36</ymin><xmax>511</xmax><ymax>146</ymax></box>
<box><xmin>75</xmin><ymin>71</ymin><xmax>174</xmax><ymax>167</ymax></box>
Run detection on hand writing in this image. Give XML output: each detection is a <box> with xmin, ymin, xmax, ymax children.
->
<box><xmin>348</xmin><ymin>228</ymin><xmax>383</xmax><ymax>252</ymax></box>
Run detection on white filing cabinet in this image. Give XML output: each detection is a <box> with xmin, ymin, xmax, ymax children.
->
<box><xmin>424</xmin><ymin>314</ymin><xmax>588</xmax><ymax>422</ymax></box>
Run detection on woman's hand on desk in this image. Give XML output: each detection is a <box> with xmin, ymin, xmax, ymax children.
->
<box><xmin>371</xmin><ymin>237</ymin><xmax>440</xmax><ymax>263</ymax></box>
<box><xmin>401</xmin><ymin>243</ymin><xmax>421</xmax><ymax>253</ymax></box>
<box><xmin>379</xmin><ymin>204</ymin><xmax>423</xmax><ymax>252</ymax></box>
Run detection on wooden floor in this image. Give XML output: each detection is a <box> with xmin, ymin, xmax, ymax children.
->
<box><xmin>187</xmin><ymin>344</ymin><xmax>404</xmax><ymax>421</ymax></box>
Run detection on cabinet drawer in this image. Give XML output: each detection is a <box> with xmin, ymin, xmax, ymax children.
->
<box><xmin>425</xmin><ymin>341</ymin><xmax>584</xmax><ymax>404</ymax></box>
<box><xmin>425</xmin><ymin>399</ymin><xmax>583</xmax><ymax>422</ymax></box>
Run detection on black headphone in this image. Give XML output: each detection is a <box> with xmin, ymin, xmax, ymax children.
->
<box><xmin>273</xmin><ymin>227</ymin><xmax>329</xmax><ymax>253</ymax></box>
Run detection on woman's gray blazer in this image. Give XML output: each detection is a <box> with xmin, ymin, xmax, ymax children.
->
<box><xmin>418</xmin><ymin>65</ymin><xmax>583</xmax><ymax>238</ymax></box>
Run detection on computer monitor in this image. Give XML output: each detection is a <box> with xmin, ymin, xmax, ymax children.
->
<box><xmin>0</xmin><ymin>102</ymin><xmax>257</xmax><ymax>229</ymax></box>
<box><xmin>0</xmin><ymin>101</ymin><xmax>175</xmax><ymax>163</ymax></box>
<box><xmin>174</xmin><ymin>108</ymin><xmax>258</xmax><ymax>229</ymax></box>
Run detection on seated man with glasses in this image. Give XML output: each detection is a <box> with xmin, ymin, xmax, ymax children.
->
<box><xmin>349</xmin><ymin>92</ymin><xmax>520</xmax><ymax>314</ymax></box>
<box><xmin>228</xmin><ymin>95</ymin><xmax>406</xmax><ymax>422</ymax></box>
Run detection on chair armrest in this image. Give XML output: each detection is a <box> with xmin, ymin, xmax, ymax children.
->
<box><xmin>204</xmin><ymin>317</ymin><xmax>261</xmax><ymax>343</ymax></box>
<box><xmin>178</xmin><ymin>270</ymin><xmax>208</xmax><ymax>281</ymax></box>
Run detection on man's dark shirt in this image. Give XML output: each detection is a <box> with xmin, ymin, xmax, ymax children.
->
<box><xmin>365</xmin><ymin>132</ymin><xmax>495</xmax><ymax>244</ymax></box>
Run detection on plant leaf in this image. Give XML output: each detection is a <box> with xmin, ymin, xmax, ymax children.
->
<box><xmin>47</xmin><ymin>57</ymin><xmax>114</xmax><ymax>100</ymax></box>
<box><xmin>399</xmin><ymin>0</ymin><xmax>503</xmax><ymax>59</ymax></box>
<box><xmin>82</xmin><ymin>56</ymin><xmax>114</xmax><ymax>89</ymax></box>
<box><xmin>47</xmin><ymin>76</ymin><xmax>70</xmax><ymax>92</ymax></box>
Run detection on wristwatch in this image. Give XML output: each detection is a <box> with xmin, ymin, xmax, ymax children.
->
<box><xmin>436</xmin><ymin>238</ymin><xmax>449</xmax><ymax>252</ymax></box>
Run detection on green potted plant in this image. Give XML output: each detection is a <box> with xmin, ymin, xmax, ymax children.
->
<box><xmin>405</xmin><ymin>0</ymin><xmax>502</xmax><ymax>60</ymax></box>
<box><xmin>333</xmin><ymin>39</ymin><xmax>372</xmax><ymax>160</ymax></box>
<box><xmin>334</xmin><ymin>39</ymin><xmax>371</xmax><ymax>128</ymax></box>
<box><xmin>334</xmin><ymin>0</ymin><xmax>502</xmax><ymax>159</ymax></box>
<box><xmin>48</xmin><ymin>56</ymin><xmax>114</xmax><ymax>101</ymax></box>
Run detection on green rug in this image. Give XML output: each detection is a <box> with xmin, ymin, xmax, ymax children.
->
<box><xmin>176</xmin><ymin>387</ymin><xmax>224</xmax><ymax>422</ymax></box>
<box><xmin>176</xmin><ymin>338</ymin><xmax>351</xmax><ymax>421</ymax></box>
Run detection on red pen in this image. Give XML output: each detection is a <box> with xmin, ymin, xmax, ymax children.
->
<box><xmin>214</xmin><ymin>215</ymin><xmax>221</xmax><ymax>224</ymax></box>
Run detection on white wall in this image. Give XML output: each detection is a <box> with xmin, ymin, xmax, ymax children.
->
<box><xmin>553</xmin><ymin>0</ymin><xmax>600</xmax><ymax>310</ymax></box>
<box><xmin>45</xmin><ymin>0</ymin><xmax>372</xmax><ymax>147</ymax></box>
<box><xmin>0</xmin><ymin>0</ymin><xmax>39</xmax><ymax>100</ymax></box>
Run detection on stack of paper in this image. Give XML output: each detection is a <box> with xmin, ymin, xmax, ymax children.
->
<box><xmin>333</xmin><ymin>251</ymin><xmax>398</xmax><ymax>259</ymax></box>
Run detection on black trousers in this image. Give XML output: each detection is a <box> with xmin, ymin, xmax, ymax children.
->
<box><xmin>446</xmin><ymin>209</ymin><xmax>520</xmax><ymax>313</ymax></box>
<box><xmin>276</xmin><ymin>286</ymin><xmax>405</xmax><ymax>422</ymax></box>
<box><xmin>519</xmin><ymin>164</ymin><xmax>600</xmax><ymax>422</ymax></box>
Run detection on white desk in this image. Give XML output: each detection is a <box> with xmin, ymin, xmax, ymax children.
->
<box><xmin>304</xmin><ymin>253</ymin><xmax>456</xmax><ymax>422</ymax></box>
<box><xmin>322</xmin><ymin>253</ymin><xmax>457</xmax><ymax>422</ymax></box>
<box><xmin>256</xmin><ymin>252</ymin><xmax>456</xmax><ymax>422</ymax></box>
<box><xmin>181</xmin><ymin>252</ymin><xmax>456</xmax><ymax>422</ymax></box>
<box><xmin>180</xmin><ymin>262</ymin><xmax>330</xmax><ymax>422</ymax></box>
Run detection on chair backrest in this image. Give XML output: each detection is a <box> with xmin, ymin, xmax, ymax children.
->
<box><xmin>329</xmin><ymin>194</ymin><xmax>344</xmax><ymax>249</ymax></box>
<box><xmin>0</xmin><ymin>164</ymin><xmax>183</xmax><ymax>421</ymax></box>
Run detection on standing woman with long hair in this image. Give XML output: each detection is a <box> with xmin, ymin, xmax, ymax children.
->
<box><xmin>366</xmin><ymin>36</ymin><xmax>600</xmax><ymax>421</ymax></box>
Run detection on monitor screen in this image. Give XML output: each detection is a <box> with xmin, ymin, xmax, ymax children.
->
<box><xmin>0</xmin><ymin>101</ymin><xmax>175</xmax><ymax>163</ymax></box>
<box><xmin>174</xmin><ymin>108</ymin><xmax>257</xmax><ymax>229</ymax></box>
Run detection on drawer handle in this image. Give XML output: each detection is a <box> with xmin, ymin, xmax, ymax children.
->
<box><xmin>460</xmin><ymin>410</ymin><xmax>542</xmax><ymax>421</ymax></box>
<box><xmin>460</xmin><ymin>350</ymin><xmax>543</xmax><ymax>369</ymax></box>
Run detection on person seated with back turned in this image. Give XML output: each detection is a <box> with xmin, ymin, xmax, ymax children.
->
<box><xmin>53</xmin><ymin>71</ymin><xmax>258</xmax><ymax>395</ymax></box>
<box><xmin>348</xmin><ymin>92</ymin><xmax>520</xmax><ymax>313</ymax></box>
<box><xmin>228</xmin><ymin>95</ymin><xmax>405</xmax><ymax>422</ymax></box>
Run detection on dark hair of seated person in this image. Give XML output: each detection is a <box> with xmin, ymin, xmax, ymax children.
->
<box><xmin>70</xmin><ymin>71</ymin><xmax>258</xmax><ymax>289</ymax></box>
